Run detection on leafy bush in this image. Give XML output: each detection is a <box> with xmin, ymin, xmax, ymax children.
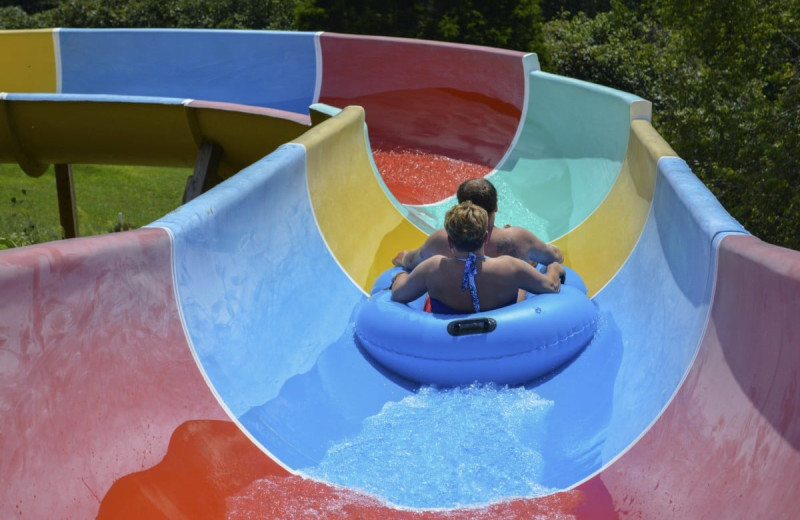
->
<box><xmin>1</xmin><ymin>0</ymin><xmax>299</xmax><ymax>30</ymax></box>
<box><xmin>0</xmin><ymin>5</ymin><xmax>43</xmax><ymax>28</ymax></box>
<box><xmin>296</xmin><ymin>0</ymin><xmax>548</xmax><ymax>58</ymax></box>
<box><xmin>544</xmin><ymin>0</ymin><xmax>800</xmax><ymax>250</ymax></box>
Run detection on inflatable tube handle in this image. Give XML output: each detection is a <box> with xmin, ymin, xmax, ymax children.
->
<box><xmin>447</xmin><ymin>318</ymin><xmax>497</xmax><ymax>336</ymax></box>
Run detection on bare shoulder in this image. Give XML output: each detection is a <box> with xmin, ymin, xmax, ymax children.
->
<box><xmin>485</xmin><ymin>254</ymin><xmax>525</xmax><ymax>274</ymax></box>
<box><xmin>503</xmin><ymin>225</ymin><xmax>539</xmax><ymax>243</ymax></box>
<box><xmin>421</xmin><ymin>253</ymin><xmax>448</xmax><ymax>263</ymax></box>
<box><xmin>489</xmin><ymin>226</ymin><xmax>562</xmax><ymax>264</ymax></box>
<box><xmin>489</xmin><ymin>226</ymin><xmax>536</xmax><ymax>254</ymax></box>
<box><xmin>417</xmin><ymin>254</ymin><xmax>447</xmax><ymax>271</ymax></box>
<box><xmin>488</xmin><ymin>227</ymin><xmax>522</xmax><ymax>258</ymax></box>
<box><xmin>423</xmin><ymin>229</ymin><xmax>450</xmax><ymax>254</ymax></box>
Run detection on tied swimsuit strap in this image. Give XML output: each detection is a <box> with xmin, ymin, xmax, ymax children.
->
<box><xmin>455</xmin><ymin>252</ymin><xmax>486</xmax><ymax>313</ymax></box>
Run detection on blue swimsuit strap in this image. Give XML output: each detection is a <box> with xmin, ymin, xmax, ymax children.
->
<box><xmin>455</xmin><ymin>252</ymin><xmax>485</xmax><ymax>313</ymax></box>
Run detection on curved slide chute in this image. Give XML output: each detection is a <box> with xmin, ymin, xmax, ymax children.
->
<box><xmin>0</xmin><ymin>93</ymin><xmax>310</xmax><ymax>178</ymax></box>
<box><xmin>1</xmin><ymin>28</ymin><xmax>799</xmax><ymax>519</ymax></box>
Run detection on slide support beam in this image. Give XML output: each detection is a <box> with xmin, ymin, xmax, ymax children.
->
<box><xmin>183</xmin><ymin>141</ymin><xmax>223</xmax><ymax>203</ymax></box>
<box><xmin>55</xmin><ymin>163</ymin><xmax>79</xmax><ymax>239</ymax></box>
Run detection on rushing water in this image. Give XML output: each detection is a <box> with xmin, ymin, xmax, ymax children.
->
<box><xmin>302</xmin><ymin>384</ymin><xmax>556</xmax><ymax>509</ymax></box>
<box><xmin>293</xmin><ymin>309</ymin><xmax>621</xmax><ymax>510</ymax></box>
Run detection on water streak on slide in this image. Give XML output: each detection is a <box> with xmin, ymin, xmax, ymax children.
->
<box><xmin>1</xmin><ymin>29</ymin><xmax>799</xmax><ymax>519</ymax></box>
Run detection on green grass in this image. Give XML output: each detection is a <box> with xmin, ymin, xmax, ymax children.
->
<box><xmin>0</xmin><ymin>163</ymin><xmax>190</xmax><ymax>249</ymax></box>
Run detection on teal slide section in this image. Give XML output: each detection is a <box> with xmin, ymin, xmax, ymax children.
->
<box><xmin>409</xmin><ymin>71</ymin><xmax>650</xmax><ymax>241</ymax></box>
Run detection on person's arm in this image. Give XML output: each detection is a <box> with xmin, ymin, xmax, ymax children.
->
<box><xmin>512</xmin><ymin>258</ymin><xmax>564</xmax><ymax>294</ymax></box>
<box><xmin>392</xmin><ymin>229</ymin><xmax>450</xmax><ymax>270</ymax></box>
<box><xmin>502</xmin><ymin>226</ymin><xmax>563</xmax><ymax>265</ymax></box>
<box><xmin>390</xmin><ymin>260</ymin><xmax>434</xmax><ymax>303</ymax></box>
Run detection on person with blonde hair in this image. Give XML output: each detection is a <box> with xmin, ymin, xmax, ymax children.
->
<box><xmin>392</xmin><ymin>177</ymin><xmax>563</xmax><ymax>270</ymax></box>
<box><xmin>391</xmin><ymin>201</ymin><xmax>564</xmax><ymax>314</ymax></box>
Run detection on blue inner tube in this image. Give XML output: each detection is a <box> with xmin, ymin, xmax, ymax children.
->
<box><xmin>355</xmin><ymin>266</ymin><xmax>599</xmax><ymax>386</ymax></box>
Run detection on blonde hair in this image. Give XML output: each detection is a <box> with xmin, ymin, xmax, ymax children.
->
<box><xmin>445</xmin><ymin>201</ymin><xmax>488</xmax><ymax>252</ymax></box>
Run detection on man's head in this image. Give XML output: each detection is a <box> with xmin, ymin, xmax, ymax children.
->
<box><xmin>445</xmin><ymin>201</ymin><xmax>489</xmax><ymax>252</ymax></box>
<box><xmin>457</xmin><ymin>178</ymin><xmax>497</xmax><ymax>233</ymax></box>
<box><xmin>457</xmin><ymin>178</ymin><xmax>498</xmax><ymax>215</ymax></box>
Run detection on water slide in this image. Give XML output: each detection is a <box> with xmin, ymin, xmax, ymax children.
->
<box><xmin>1</xmin><ymin>29</ymin><xmax>799</xmax><ymax>519</ymax></box>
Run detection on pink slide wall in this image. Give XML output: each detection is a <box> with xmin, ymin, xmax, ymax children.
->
<box><xmin>318</xmin><ymin>33</ymin><xmax>528</xmax><ymax>204</ymax></box>
<box><xmin>585</xmin><ymin>234</ymin><xmax>800</xmax><ymax>518</ymax></box>
<box><xmin>0</xmin><ymin>229</ymin><xmax>237</xmax><ymax>518</ymax></box>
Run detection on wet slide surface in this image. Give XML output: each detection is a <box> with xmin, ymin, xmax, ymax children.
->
<box><xmin>1</xmin><ymin>28</ymin><xmax>799</xmax><ymax>519</ymax></box>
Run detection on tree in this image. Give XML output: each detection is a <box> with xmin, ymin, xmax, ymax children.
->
<box><xmin>0</xmin><ymin>6</ymin><xmax>42</xmax><ymax>27</ymax></box>
<box><xmin>540</xmin><ymin>0</ymin><xmax>611</xmax><ymax>20</ymax></box>
<box><xmin>296</xmin><ymin>0</ymin><xmax>548</xmax><ymax>57</ymax></box>
<box><xmin>295</xmin><ymin>0</ymin><xmax>421</xmax><ymax>36</ymax></box>
<box><xmin>424</xmin><ymin>0</ymin><xmax>547</xmax><ymax>58</ymax></box>
<box><xmin>543</xmin><ymin>0</ymin><xmax>800</xmax><ymax>250</ymax></box>
<box><xmin>0</xmin><ymin>0</ymin><xmax>56</xmax><ymax>13</ymax></box>
<box><xmin>653</xmin><ymin>0</ymin><xmax>800</xmax><ymax>249</ymax></box>
<box><xmin>1</xmin><ymin>0</ymin><xmax>300</xmax><ymax>30</ymax></box>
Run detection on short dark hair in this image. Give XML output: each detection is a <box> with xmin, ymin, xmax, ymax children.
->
<box><xmin>457</xmin><ymin>178</ymin><xmax>497</xmax><ymax>214</ymax></box>
<box><xmin>445</xmin><ymin>201</ymin><xmax>488</xmax><ymax>252</ymax></box>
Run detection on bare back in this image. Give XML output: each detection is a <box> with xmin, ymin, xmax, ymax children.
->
<box><xmin>391</xmin><ymin>248</ymin><xmax>564</xmax><ymax>311</ymax></box>
<box><xmin>395</xmin><ymin>225</ymin><xmax>562</xmax><ymax>270</ymax></box>
<box><xmin>425</xmin><ymin>256</ymin><xmax>522</xmax><ymax>313</ymax></box>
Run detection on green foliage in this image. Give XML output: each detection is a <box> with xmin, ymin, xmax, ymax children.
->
<box><xmin>544</xmin><ymin>6</ymin><xmax>660</xmax><ymax>98</ymax></box>
<box><xmin>296</xmin><ymin>0</ymin><xmax>422</xmax><ymax>37</ymax></box>
<box><xmin>297</xmin><ymin>0</ymin><xmax>404</xmax><ymax>35</ymax></box>
<box><xmin>0</xmin><ymin>5</ymin><xmax>43</xmax><ymax>27</ymax></box>
<box><xmin>429</xmin><ymin>0</ymin><xmax>548</xmax><ymax>58</ymax></box>
<box><xmin>0</xmin><ymin>0</ymin><xmax>55</xmax><ymax>13</ymax></box>
<box><xmin>1</xmin><ymin>0</ymin><xmax>300</xmax><ymax>30</ymax></box>
<box><xmin>296</xmin><ymin>0</ymin><xmax>547</xmax><ymax>56</ymax></box>
<box><xmin>540</xmin><ymin>0</ymin><xmax>611</xmax><ymax>20</ymax></box>
<box><xmin>544</xmin><ymin>0</ymin><xmax>800</xmax><ymax>250</ymax></box>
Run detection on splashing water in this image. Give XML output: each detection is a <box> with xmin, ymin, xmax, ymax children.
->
<box><xmin>302</xmin><ymin>384</ymin><xmax>556</xmax><ymax>509</ymax></box>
